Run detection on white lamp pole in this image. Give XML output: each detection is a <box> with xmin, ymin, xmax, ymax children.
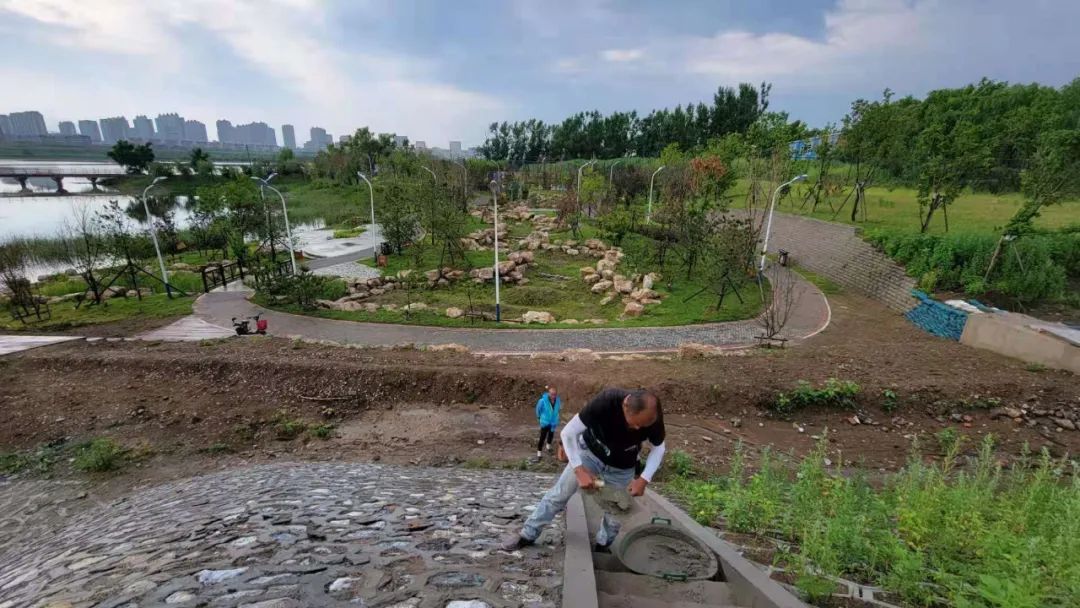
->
<box><xmin>576</xmin><ymin>159</ymin><xmax>596</xmax><ymax>200</ymax></box>
<box><xmin>452</xmin><ymin>160</ymin><xmax>467</xmax><ymax>208</ymax></box>
<box><xmin>608</xmin><ymin>158</ymin><xmax>624</xmax><ymax>185</ymax></box>
<box><xmin>647</xmin><ymin>165</ymin><xmax>665</xmax><ymax>222</ymax></box>
<box><xmin>490</xmin><ymin>180</ymin><xmax>501</xmax><ymax>322</ymax></box>
<box><xmin>141</xmin><ymin>176</ymin><xmax>171</xmax><ymax>296</ymax></box>
<box><xmin>758</xmin><ymin>174</ymin><xmax>808</xmax><ymax>273</ymax></box>
<box><xmin>421</xmin><ymin>166</ymin><xmax>437</xmax><ymax>181</ymax></box>
<box><xmin>252</xmin><ymin>176</ymin><xmax>297</xmax><ymax>275</ymax></box>
<box><xmin>357</xmin><ymin>172</ymin><xmax>375</xmax><ymax>249</ymax></box>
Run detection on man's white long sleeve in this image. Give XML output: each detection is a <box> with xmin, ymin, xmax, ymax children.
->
<box><xmin>640</xmin><ymin>442</ymin><xmax>666</xmax><ymax>482</ymax></box>
<box><xmin>560</xmin><ymin>414</ymin><xmax>587</xmax><ymax>468</ymax></box>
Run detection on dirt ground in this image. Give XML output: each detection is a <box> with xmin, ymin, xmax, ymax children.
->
<box><xmin>1</xmin><ymin>292</ymin><xmax>1077</xmax><ymax>496</ymax></box>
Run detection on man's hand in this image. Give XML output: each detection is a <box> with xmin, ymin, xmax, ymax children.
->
<box><xmin>628</xmin><ymin>477</ymin><xmax>648</xmax><ymax>497</ymax></box>
<box><xmin>574</xmin><ymin>466</ymin><xmax>597</xmax><ymax>490</ymax></box>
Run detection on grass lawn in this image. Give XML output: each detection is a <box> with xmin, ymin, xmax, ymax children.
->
<box><xmin>1</xmin><ymin>292</ymin><xmax>193</xmax><ymax>331</ymax></box>
<box><xmin>276</xmin><ymin>179</ymin><xmax>371</xmax><ymax>228</ymax></box>
<box><xmin>728</xmin><ymin>178</ymin><xmax>1078</xmax><ymax>235</ymax></box>
<box><xmin>270</xmin><ymin>217</ymin><xmax>766</xmax><ymax>329</ymax></box>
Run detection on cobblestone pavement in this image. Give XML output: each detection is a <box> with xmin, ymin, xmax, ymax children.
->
<box><xmin>193</xmin><ymin>267</ymin><xmax>829</xmax><ymax>354</ymax></box>
<box><xmin>0</xmin><ymin>464</ymin><xmax>563</xmax><ymax>608</ymax></box>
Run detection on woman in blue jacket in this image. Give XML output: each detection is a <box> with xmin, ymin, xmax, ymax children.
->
<box><xmin>535</xmin><ymin>386</ymin><xmax>561</xmax><ymax>459</ymax></box>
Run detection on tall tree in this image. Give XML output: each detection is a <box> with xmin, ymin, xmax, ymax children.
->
<box><xmin>107</xmin><ymin>140</ymin><xmax>155</xmax><ymax>174</ymax></box>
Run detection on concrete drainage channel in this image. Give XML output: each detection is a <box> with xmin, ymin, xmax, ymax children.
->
<box><xmin>562</xmin><ymin>490</ymin><xmax>808</xmax><ymax>608</ymax></box>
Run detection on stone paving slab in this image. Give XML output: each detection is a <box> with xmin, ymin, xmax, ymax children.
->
<box><xmin>0</xmin><ymin>335</ymin><xmax>81</xmax><ymax>356</ymax></box>
<box><xmin>193</xmin><ymin>267</ymin><xmax>830</xmax><ymax>354</ymax></box>
<box><xmin>0</xmin><ymin>463</ymin><xmax>563</xmax><ymax>608</ymax></box>
<box><xmin>135</xmin><ymin>316</ymin><xmax>237</xmax><ymax>342</ymax></box>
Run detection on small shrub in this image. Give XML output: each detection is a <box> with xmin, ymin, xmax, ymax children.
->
<box><xmin>882</xmin><ymin>389</ymin><xmax>898</xmax><ymax>413</ymax></box>
<box><xmin>1025</xmin><ymin>362</ymin><xmax>1047</xmax><ymax>373</ymax></box>
<box><xmin>773</xmin><ymin>378</ymin><xmax>860</xmax><ymax>414</ymax></box>
<box><xmin>273</xmin><ymin>412</ymin><xmax>307</xmax><ymax>440</ymax></box>
<box><xmin>935</xmin><ymin>427</ymin><xmax>960</xmax><ymax>453</ymax></box>
<box><xmin>73</xmin><ymin>438</ymin><xmax>125</xmax><ymax>472</ymax></box>
<box><xmin>668</xmin><ymin>450</ymin><xmax>696</xmax><ymax>478</ymax></box>
<box><xmin>202</xmin><ymin>443</ymin><xmax>233</xmax><ymax>454</ymax></box>
<box><xmin>309</xmin><ymin>424</ymin><xmax>334</xmax><ymax>440</ymax></box>
<box><xmin>332</xmin><ymin>227</ymin><xmax>365</xmax><ymax>239</ymax></box>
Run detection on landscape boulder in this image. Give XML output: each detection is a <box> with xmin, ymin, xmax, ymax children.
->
<box><xmin>403</xmin><ymin>302</ymin><xmax>428</xmax><ymax>311</ymax></box>
<box><xmin>584</xmin><ymin>273</ymin><xmax>603</xmax><ymax>285</ymax></box>
<box><xmin>522</xmin><ymin>310</ymin><xmax>556</xmax><ymax>324</ymax></box>
<box><xmin>613</xmin><ymin>279</ymin><xmax>633</xmax><ymax>294</ymax></box>
<box><xmin>580</xmin><ymin>266</ymin><xmax>596</xmax><ymax>278</ymax></box>
<box><xmin>591</xmin><ymin>280</ymin><xmax>613</xmax><ymax>294</ymax></box>
<box><xmin>497</xmin><ymin>260</ymin><xmax>516</xmax><ymax>276</ymax></box>
<box><xmin>630</xmin><ymin>288</ymin><xmax>660</xmax><ymax>301</ymax></box>
<box><xmin>445</xmin><ymin>307</ymin><xmax>464</xmax><ymax>319</ymax></box>
<box><xmin>622</xmin><ymin>302</ymin><xmax>645</xmax><ymax>317</ymax></box>
<box><xmin>678</xmin><ymin>342</ymin><xmax>724</xmax><ymax>359</ymax></box>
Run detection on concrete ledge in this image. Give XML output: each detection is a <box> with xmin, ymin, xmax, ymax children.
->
<box><xmin>961</xmin><ymin>313</ymin><xmax>1080</xmax><ymax>373</ymax></box>
<box><xmin>646</xmin><ymin>490</ymin><xmax>807</xmax><ymax>608</ymax></box>
<box><xmin>563</xmin><ymin>492</ymin><xmax>599</xmax><ymax>608</ymax></box>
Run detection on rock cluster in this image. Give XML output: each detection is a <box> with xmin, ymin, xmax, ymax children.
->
<box><xmin>580</xmin><ymin>251</ymin><xmax>663</xmax><ymax>318</ymax></box>
<box><xmin>468</xmin><ymin>251</ymin><xmax>534</xmax><ymax>286</ymax></box>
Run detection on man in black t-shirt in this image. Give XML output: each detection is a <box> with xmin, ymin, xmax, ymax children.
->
<box><xmin>502</xmin><ymin>388</ymin><xmax>667</xmax><ymax>551</ymax></box>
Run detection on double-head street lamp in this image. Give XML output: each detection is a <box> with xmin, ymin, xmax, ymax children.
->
<box><xmin>142</xmin><ymin>176</ymin><xmax>171</xmax><ymax>296</ymax></box>
<box><xmin>758</xmin><ymin>174</ymin><xmax>808</xmax><ymax>273</ymax></box>
<box><xmin>251</xmin><ymin>173</ymin><xmax>297</xmax><ymax>275</ymax></box>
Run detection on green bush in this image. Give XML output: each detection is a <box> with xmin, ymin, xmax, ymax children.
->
<box><xmin>260</xmin><ymin>272</ymin><xmax>346</xmax><ymax>310</ymax></box>
<box><xmin>773</xmin><ymin>378</ymin><xmax>860</xmax><ymax>414</ymax></box>
<box><xmin>668</xmin><ymin>449</ymin><xmax>695</xmax><ymax>478</ymax></box>
<box><xmin>866</xmin><ymin>228</ymin><xmax>1075</xmax><ymax>304</ymax></box>
<box><xmin>73</xmin><ymin>438</ymin><xmax>125</xmax><ymax>472</ymax></box>
<box><xmin>332</xmin><ymin>227</ymin><xmax>365</xmax><ymax>239</ymax></box>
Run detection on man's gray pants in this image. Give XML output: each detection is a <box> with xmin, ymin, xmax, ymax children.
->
<box><xmin>520</xmin><ymin>445</ymin><xmax>634</xmax><ymax>546</ymax></box>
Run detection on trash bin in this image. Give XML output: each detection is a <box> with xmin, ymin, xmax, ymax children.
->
<box><xmin>379</xmin><ymin>242</ymin><xmax>391</xmax><ymax>255</ymax></box>
<box><xmin>778</xmin><ymin>249</ymin><xmax>790</xmax><ymax>267</ymax></box>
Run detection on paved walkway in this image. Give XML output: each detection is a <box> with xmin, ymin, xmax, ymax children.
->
<box><xmin>0</xmin><ymin>335</ymin><xmax>81</xmax><ymax>356</ymax></box>
<box><xmin>0</xmin><ymin>463</ymin><xmax>562</xmax><ymax>608</ymax></box>
<box><xmin>136</xmin><ymin>316</ymin><xmax>236</xmax><ymax>342</ymax></box>
<box><xmin>188</xmin><ymin>267</ymin><xmax>830</xmax><ymax>354</ymax></box>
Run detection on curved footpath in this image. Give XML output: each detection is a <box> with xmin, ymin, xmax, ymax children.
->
<box><xmin>187</xmin><ymin>266</ymin><xmax>830</xmax><ymax>354</ymax></box>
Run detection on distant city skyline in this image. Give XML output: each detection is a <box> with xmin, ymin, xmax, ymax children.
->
<box><xmin>2</xmin><ymin>105</ymin><xmax>478</xmax><ymax>153</ymax></box>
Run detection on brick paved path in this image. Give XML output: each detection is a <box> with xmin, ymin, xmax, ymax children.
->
<box><xmin>0</xmin><ymin>463</ymin><xmax>562</xmax><ymax>608</ymax></box>
<box><xmin>191</xmin><ymin>267</ymin><xmax>830</xmax><ymax>354</ymax></box>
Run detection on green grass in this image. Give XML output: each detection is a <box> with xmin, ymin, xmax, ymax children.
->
<box><xmin>735</xmin><ymin>177</ymin><xmax>1078</xmax><ymax>235</ymax></box>
<box><xmin>0</xmin><ymin>442</ymin><xmax>65</xmax><ymax>476</ymax></box>
<box><xmin>332</xmin><ymin>227</ymin><xmax>366</xmax><ymax>239</ymax></box>
<box><xmin>270</xmin><ymin>250</ymin><xmax>764</xmax><ymax>329</ymax></box>
<box><xmin>1</xmin><ymin>292</ymin><xmax>194</xmax><ymax>331</ymax></box>
<box><xmin>72</xmin><ymin>438</ymin><xmax>126</xmax><ymax>472</ymax></box>
<box><xmin>277</xmin><ymin>179</ymin><xmax>371</xmax><ymax>227</ymax></box>
<box><xmin>790</xmin><ymin>265</ymin><xmax>843</xmax><ymax>295</ymax></box>
<box><xmin>666</xmin><ymin>438</ymin><xmax>1080</xmax><ymax>608</ymax></box>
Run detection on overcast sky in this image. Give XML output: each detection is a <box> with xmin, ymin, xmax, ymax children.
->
<box><xmin>2</xmin><ymin>0</ymin><xmax>1078</xmax><ymax>147</ymax></box>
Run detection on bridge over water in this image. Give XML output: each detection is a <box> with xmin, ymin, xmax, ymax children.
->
<box><xmin>0</xmin><ymin>164</ymin><xmax>128</xmax><ymax>193</ymax></box>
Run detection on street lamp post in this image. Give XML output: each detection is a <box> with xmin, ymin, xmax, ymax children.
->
<box><xmin>141</xmin><ymin>176</ymin><xmax>171</xmax><ymax>297</ymax></box>
<box><xmin>421</xmin><ymin>166</ymin><xmax>437</xmax><ymax>181</ymax></box>
<box><xmin>251</xmin><ymin>175</ymin><xmax>297</xmax><ymax>275</ymax></box>
<box><xmin>647</xmin><ymin>165</ymin><xmax>665</xmax><ymax>222</ymax></box>
<box><xmin>608</xmin><ymin>158</ymin><xmax>624</xmax><ymax>185</ymax></box>
<box><xmin>576</xmin><ymin>159</ymin><xmax>596</xmax><ymax>199</ymax></box>
<box><xmin>758</xmin><ymin>174</ymin><xmax>808</xmax><ymax>273</ymax></box>
<box><xmin>357</xmin><ymin>172</ymin><xmax>376</xmax><ymax>251</ymax></box>
<box><xmin>490</xmin><ymin>180</ymin><xmax>501</xmax><ymax>322</ymax></box>
<box><xmin>452</xmin><ymin>160</ymin><xmax>467</xmax><ymax>209</ymax></box>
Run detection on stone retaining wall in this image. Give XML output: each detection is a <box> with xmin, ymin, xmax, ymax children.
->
<box><xmin>761</xmin><ymin>212</ymin><xmax>916</xmax><ymax>312</ymax></box>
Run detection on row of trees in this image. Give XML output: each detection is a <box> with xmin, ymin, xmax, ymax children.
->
<box><xmin>479</xmin><ymin>83</ymin><xmax>776</xmax><ymax>163</ymax></box>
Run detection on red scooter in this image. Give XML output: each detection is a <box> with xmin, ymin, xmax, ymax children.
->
<box><xmin>232</xmin><ymin>313</ymin><xmax>268</xmax><ymax>336</ymax></box>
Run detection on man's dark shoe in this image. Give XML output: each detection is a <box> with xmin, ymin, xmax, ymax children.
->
<box><xmin>500</xmin><ymin>533</ymin><xmax>534</xmax><ymax>551</ymax></box>
<box><xmin>593</xmin><ymin>542</ymin><xmax>613</xmax><ymax>554</ymax></box>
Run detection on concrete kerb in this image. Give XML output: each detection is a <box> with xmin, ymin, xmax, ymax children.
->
<box><xmin>562</xmin><ymin>493</ymin><xmax>600</xmax><ymax>608</ymax></box>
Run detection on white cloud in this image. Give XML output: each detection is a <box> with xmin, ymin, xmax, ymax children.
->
<box><xmin>601</xmin><ymin>48</ymin><xmax>645</xmax><ymax>63</ymax></box>
<box><xmin>0</xmin><ymin>0</ymin><xmax>505</xmax><ymax>143</ymax></box>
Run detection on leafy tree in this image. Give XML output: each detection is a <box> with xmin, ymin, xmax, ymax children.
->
<box><xmin>58</xmin><ymin>206</ymin><xmax>108</xmax><ymax>304</ymax></box>
<box><xmin>189</xmin><ymin>147</ymin><xmax>210</xmax><ymax>169</ymax></box>
<box><xmin>377</xmin><ymin>179</ymin><xmax>419</xmax><ymax>255</ymax></box>
<box><xmin>107</xmin><ymin>140</ymin><xmax>155</xmax><ymax>174</ymax></box>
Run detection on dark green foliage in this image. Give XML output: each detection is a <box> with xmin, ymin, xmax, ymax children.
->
<box><xmin>867</xmin><ymin>228</ymin><xmax>1076</xmax><ymax>303</ymax></box>
<box><xmin>773</xmin><ymin>378</ymin><xmax>860</xmax><ymax>414</ymax></box>
<box><xmin>73</xmin><ymin>438</ymin><xmax>125</xmax><ymax>472</ymax></box>
<box><xmin>107</xmin><ymin>140</ymin><xmax>155</xmax><ymax>174</ymax></box>
<box><xmin>262</xmin><ymin>272</ymin><xmax>345</xmax><ymax>310</ymax></box>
